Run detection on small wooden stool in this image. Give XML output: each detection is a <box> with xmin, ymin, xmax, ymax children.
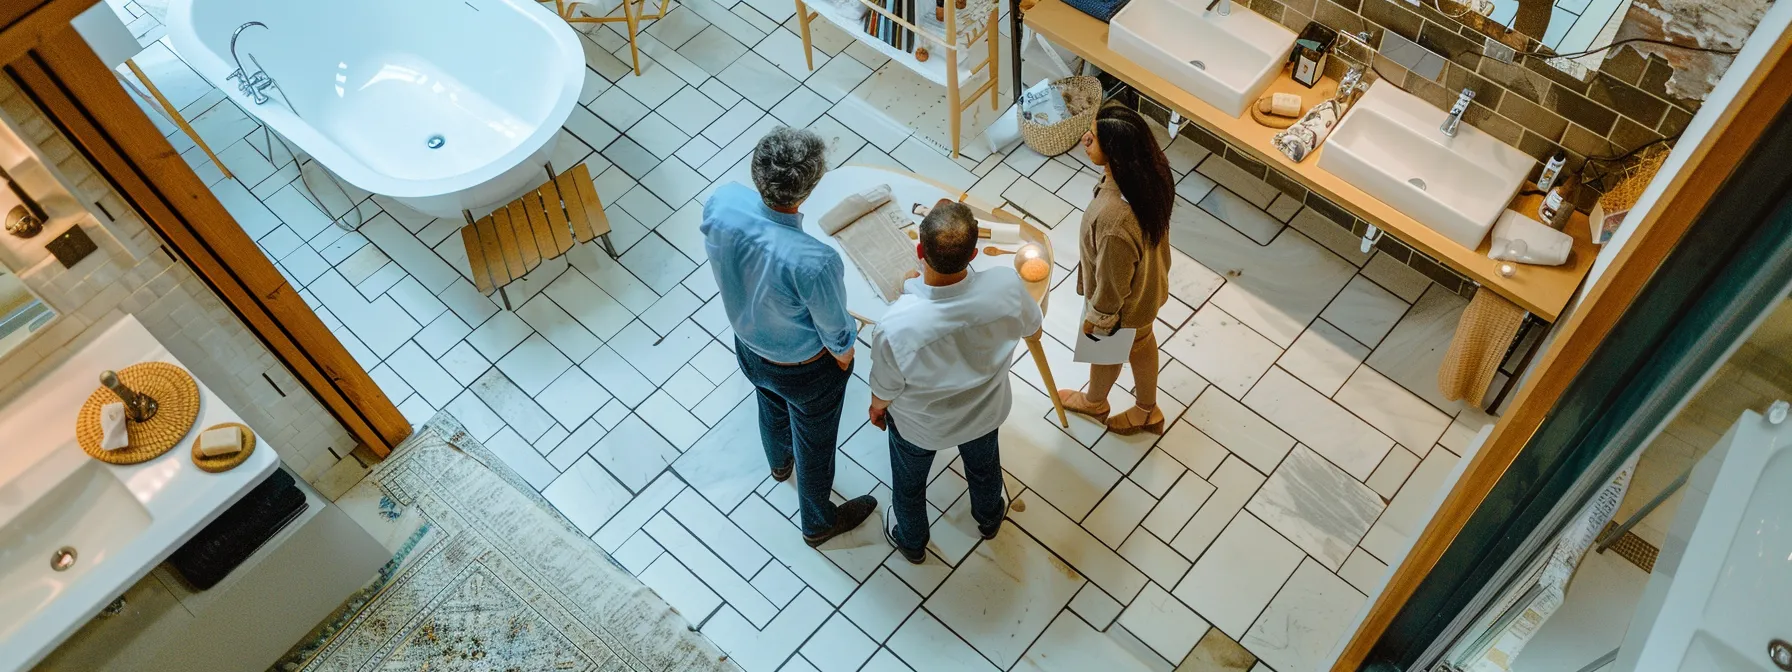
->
<box><xmin>461</xmin><ymin>163</ymin><xmax>618</xmax><ymax>310</ymax></box>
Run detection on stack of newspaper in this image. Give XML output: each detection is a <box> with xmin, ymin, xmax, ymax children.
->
<box><xmin>819</xmin><ymin>184</ymin><xmax>921</xmax><ymax>303</ymax></box>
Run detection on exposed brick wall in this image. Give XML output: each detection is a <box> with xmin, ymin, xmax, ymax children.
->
<box><xmin>0</xmin><ymin>74</ymin><xmax>357</xmax><ymax>485</ymax></box>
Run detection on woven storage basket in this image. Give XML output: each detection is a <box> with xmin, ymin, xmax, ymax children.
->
<box><xmin>1020</xmin><ymin>76</ymin><xmax>1101</xmax><ymax>157</ymax></box>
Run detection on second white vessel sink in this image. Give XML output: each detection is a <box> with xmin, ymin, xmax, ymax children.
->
<box><xmin>1319</xmin><ymin>81</ymin><xmax>1534</xmax><ymax>251</ymax></box>
<box><xmin>0</xmin><ymin>455</ymin><xmax>152</xmax><ymax>642</ymax></box>
<box><xmin>1109</xmin><ymin>0</ymin><xmax>1296</xmax><ymax>118</ymax></box>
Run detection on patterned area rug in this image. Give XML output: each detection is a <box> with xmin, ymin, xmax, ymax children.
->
<box><xmin>274</xmin><ymin>413</ymin><xmax>736</xmax><ymax>672</ymax></box>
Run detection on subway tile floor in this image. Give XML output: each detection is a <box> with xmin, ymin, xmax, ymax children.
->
<box><xmin>114</xmin><ymin>3</ymin><xmax>1496</xmax><ymax>670</ymax></box>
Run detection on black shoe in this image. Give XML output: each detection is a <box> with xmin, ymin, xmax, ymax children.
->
<box><xmin>771</xmin><ymin>461</ymin><xmax>794</xmax><ymax>482</ymax></box>
<box><xmin>804</xmin><ymin>495</ymin><xmax>877</xmax><ymax>547</ymax></box>
<box><xmin>978</xmin><ymin>483</ymin><xmax>1012</xmax><ymax>540</ymax></box>
<box><xmin>885</xmin><ymin>513</ymin><xmax>926</xmax><ymax>565</ymax></box>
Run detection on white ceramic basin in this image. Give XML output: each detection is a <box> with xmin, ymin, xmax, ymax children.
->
<box><xmin>1109</xmin><ymin>0</ymin><xmax>1296</xmax><ymax>118</ymax></box>
<box><xmin>0</xmin><ymin>316</ymin><xmax>280</xmax><ymax>672</ymax></box>
<box><xmin>1618</xmin><ymin>409</ymin><xmax>1792</xmax><ymax>671</ymax></box>
<box><xmin>1319</xmin><ymin>81</ymin><xmax>1534</xmax><ymax>251</ymax></box>
<box><xmin>0</xmin><ymin>454</ymin><xmax>152</xmax><ymax>641</ymax></box>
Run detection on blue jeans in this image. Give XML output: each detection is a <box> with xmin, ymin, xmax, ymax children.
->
<box><xmin>887</xmin><ymin>420</ymin><xmax>1004</xmax><ymax>552</ymax></box>
<box><xmin>736</xmin><ymin>340</ymin><xmax>849</xmax><ymax>537</ymax></box>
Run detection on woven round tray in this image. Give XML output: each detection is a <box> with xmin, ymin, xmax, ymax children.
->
<box><xmin>191</xmin><ymin>422</ymin><xmax>256</xmax><ymax>473</ymax></box>
<box><xmin>75</xmin><ymin>362</ymin><xmax>201</xmax><ymax>465</ymax></box>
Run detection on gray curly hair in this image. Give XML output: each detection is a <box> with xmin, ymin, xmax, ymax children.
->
<box><xmin>751</xmin><ymin>127</ymin><xmax>829</xmax><ymax>210</ymax></box>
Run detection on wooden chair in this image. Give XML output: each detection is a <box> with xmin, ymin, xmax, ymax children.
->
<box><xmin>460</xmin><ymin>162</ymin><xmax>618</xmax><ymax>309</ymax></box>
<box><xmin>552</xmin><ymin>0</ymin><xmax>670</xmax><ymax>77</ymax></box>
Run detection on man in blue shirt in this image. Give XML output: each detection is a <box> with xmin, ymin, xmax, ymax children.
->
<box><xmin>701</xmin><ymin>127</ymin><xmax>876</xmax><ymax>546</ymax></box>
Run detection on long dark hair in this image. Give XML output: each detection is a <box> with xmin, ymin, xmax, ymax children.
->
<box><xmin>1093</xmin><ymin>105</ymin><xmax>1174</xmax><ymax>247</ymax></box>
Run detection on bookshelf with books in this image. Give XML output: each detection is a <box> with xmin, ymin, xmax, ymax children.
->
<box><xmin>794</xmin><ymin>0</ymin><xmax>999</xmax><ymax>156</ymax></box>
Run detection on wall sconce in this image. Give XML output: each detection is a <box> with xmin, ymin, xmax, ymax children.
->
<box><xmin>0</xmin><ymin>162</ymin><xmax>47</xmax><ymax>238</ymax></box>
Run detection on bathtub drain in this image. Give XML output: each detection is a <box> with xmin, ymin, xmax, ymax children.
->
<box><xmin>427</xmin><ymin>135</ymin><xmax>446</xmax><ymax>149</ymax></box>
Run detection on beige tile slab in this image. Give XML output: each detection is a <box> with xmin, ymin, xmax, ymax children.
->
<box><xmin>1169</xmin><ymin>456</ymin><xmax>1266</xmax><ymax>563</ymax></box>
<box><xmin>1241</xmin><ymin>559</ymin><xmax>1367</xmax><ymax>672</ymax></box>
<box><xmin>927</xmin><ymin>529</ymin><xmax>1086</xmax><ymax>668</ymax></box>
<box><xmin>1335</xmin><ymin>366</ymin><xmax>1452</xmax><ymax>454</ymax></box>
<box><xmin>1364</xmin><ymin>284</ymin><xmax>1469</xmax><ymax>415</ymax></box>
<box><xmin>1008</xmin><ymin>490</ymin><xmax>1150</xmax><ymax>603</ymax></box>
<box><xmin>1173</xmin><ymin>512</ymin><xmax>1303</xmax><ymax>638</ymax></box>
<box><xmin>1244</xmin><ymin>446</ymin><xmax>1385</xmax><ymax>570</ymax></box>
<box><xmin>1320</xmin><ymin>275</ymin><xmax>1409</xmax><ymax>348</ymax></box>
<box><xmin>1163</xmin><ymin>306</ymin><xmax>1283</xmax><ymax>399</ymax></box>
<box><xmin>1119</xmin><ymin>582</ymin><xmax>1212</xmax><ymax>663</ymax></box>
<box><xmin>1277</xmin><ymin>319</ymin><xmax>1369</xmax><ymax>396</ymax></box>
<box><xmin>1184</xmin><ymin>388</ymin><xmax>1294</xmax><ymax>475</ymax></box>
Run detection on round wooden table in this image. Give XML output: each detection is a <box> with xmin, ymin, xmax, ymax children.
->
<box><xmin>799</xmin><ymin>164</ymin><xmax>1070</xmax><ymax>427</ymax></box>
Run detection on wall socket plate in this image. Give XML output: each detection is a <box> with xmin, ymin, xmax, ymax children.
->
<box><xmin>1483</xmin><ymin>37</ymin><xmax>1517</xmax><ymax>64</ymax></box>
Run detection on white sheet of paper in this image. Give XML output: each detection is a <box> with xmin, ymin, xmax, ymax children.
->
<box><xmin>1073</xmin><ymin>327</ymin><xmax>1136</xmax><ymax>365</ymax></box>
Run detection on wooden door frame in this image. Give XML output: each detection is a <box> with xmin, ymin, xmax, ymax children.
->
<box><xmin>1332</xmin><ymin>22</ymin><xmax>1792</xmax><ymax>671</ymax></box>
<box><xmin>1</xmin><ymin>4</ymin><xmax>409</xmax><ymax>456</ymax></box>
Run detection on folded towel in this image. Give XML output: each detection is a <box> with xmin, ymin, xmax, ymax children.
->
<box><xmin>1489</xmin><ymin>209</ymin><xmax>1573</xmax><ymax>266</ymax></box>
<box><xmin>100</xmin><ymin>402</ymin><xmax>129</xmax><ymax>451</ymax></box>
<box><xmin>1272</xmin><ymin>99</ymin><xmax>1342</xmax><ymax>163</ymax></box>
<box><xmin>1438</xmin><ymin>290</ymin><xmax>1525</xmax><ymax>407</ymax></box>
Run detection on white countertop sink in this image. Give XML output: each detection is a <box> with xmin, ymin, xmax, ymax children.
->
<box><xmin>1318</xmin><ymin>81</ymin><xmax>1534</xmax><ymax>251</ymax></box>
<box><xmin>1108</xmin><ymin>0</ymin><xmax>1295</xmax><ymax>118</ymax></box>
<box><xmin>0</xmin><ymin>316</ymin><xmax>279</xmax><ymax>672</ymax></box>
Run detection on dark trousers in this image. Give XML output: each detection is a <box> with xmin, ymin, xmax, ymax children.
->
<box><xmin>887</xmin><ymin>420</ymin><xmax>1004</xmax><ymax>551</ymax></box>
<box><xmin>736</xmin><ymin>340</ymin><xmax>850</xmax><ymax>537</ymax></box>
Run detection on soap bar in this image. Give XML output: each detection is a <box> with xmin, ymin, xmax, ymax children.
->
<box><xmin>198</xmin><ymin>426</ymin><xmax>243</xmax><ymax>457</ymax></box>
<box><xmin>1270</xmin><ymin>93</ymin><xmax>1302</xmax><ymax>117</ymax></box>
<box><xmin>100</xmin><ymin>402</ymin><xmax>129</xmax><ymax>451</ymax></box>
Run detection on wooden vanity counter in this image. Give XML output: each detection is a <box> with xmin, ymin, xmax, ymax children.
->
<box><xmin>1023</xmin><ymin>0</ymin><xmax>1598</xmax><ymax>321</ymax></box>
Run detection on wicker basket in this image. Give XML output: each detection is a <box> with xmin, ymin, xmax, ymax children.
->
<box><xmin>1020</xmin><ymin>76</ymin><xmax>1101</xmax><ymax>157</ymax></box>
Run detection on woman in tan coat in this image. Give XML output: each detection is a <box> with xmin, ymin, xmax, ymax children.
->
<box><xmin>1059</xmin><ymin>105</ymin><xmax>1175</xmax><ymax>435</ymax></box>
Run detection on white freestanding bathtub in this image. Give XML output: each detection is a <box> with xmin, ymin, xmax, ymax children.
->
<box><xmin>166</xmin><ymin>0</ymin><xmax>585</xmax><ymax>217</ymax></box>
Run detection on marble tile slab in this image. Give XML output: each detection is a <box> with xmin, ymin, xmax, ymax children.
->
<box><xmin>1366</xmin><ymin>445</ymin><xmax>1423</xmax><ymax>499</ymax></box>
<box><xmin>1007</xmin><ymin>490</ymin><xmax>1149</xmax><ymax>603</ymax></box>
<box><xmin>471</xmin><ymin>368</ymin><xmax>557</xmax><ymax>442</ymax></box>
<box><xmin>887</xmin><ymin>609</ymin><xmax>1000</xmax><ymax>672</ymax></box>
<box><xmin>731</xmin><ymin>496</ymin><xmax>861</xmax><ymax>605</ymax></box>
<box><xmin>999</xmin><ymin>377</ymin><xmax>1123</xmax><ymax>520</ymax></box>
<box><xmin>1068</xmin><ymin>583</ymin><xmax>1124</xmax><ymax>630</ymax></box>
<box><xmin>1141</xmin><ymin>472</ymin><xmax>1215</xmax><ymax>542</ymax></box>
<box><xmin>926</xmin><ymin>527</ymin><xmax>1085</xmax><ymax>668</ymax></box>
<box><xmin>702</xmin><ymin>589</ymin><xmax>831</xmax><ymax>672</ymax></box>
<box><xmin>638</xmin><ymin>555</ymin><xmax>722</xmax><ymax>625</ymax></box>
<box><xmin>1184</xmin><ymin>388</ymin><xmax>1294</xmax><ymax>475</ymax></box>
<box><xmin>1162</xmin><ymin>306</ymin><xmax>1283</xmax><ymax>399</ymax></box>
<box><xmin>1181</xmin><ymin>629</ymin><xmax>1259</xmax><ymax>672</ymax></box>
<box><xmin>749</xmin><ymin>561</ymin><xmax>804</xmax><ymax>608</ymax></box>
<box><xmin>645</xmin><ymin>512</ymin><xmax>780</xmax><ymax>627</ymax></box>
<box><xmin>799</xmin><ymin>613</ymin><xmax>879</xmax><ymax>672</ymax></box>
<box><xmin>594</xmin><ymin>471</ymin><xmax>686</xmax><ymax>551</ymax></box>
<box><xmin>542</xmin><ymin>455</ymin><xmax>635</xmax><ymax>535</ymax></box>
<box><xmin>673</xmin><ymin>395</ymin><xmax>770</xmax><ymax>511</ymax></box>
<box><xmin>1241</xmin><ymin>558</ymin><xmax>1367</xmax><ymax>672</ymax></box>
<box><xmin>667</xmin><ymin>487</ymin><xmax>772</xmax><ymax>577</ymax></box>
<box><xmin>1173</xmin><ymin>512</ymin><xmax>1303</xmax><ymax>639</ymax></box>
<box><xmin>1198</xmin><ymin>186</ymin><xmax>1283</xmax><ymax>245</ymax></box>
<box><xmin>1276</xmin><ymin>319</ymin><xmax>1369</xmax><ymax>397</ymax></box>
<box><xmin>1339</xmin><ymin>547</ymin><xmax>1390</xmax><ymax>595</ymax></box>
<box><xmin>1364</xmin><ymin>285</ymin><xmax>1469</xmax><ymax>415</ymax></box>
<box><xmin>1334</xmin><ymin>366</ymin><xmax>1452</xmax><ymax>456</ymax></box>
<box><xmin>1118</xmin><ymin>582</ymin><xmax>1211</xmax><ymax>664</ymax></box>
<box><xmin>1360</xmin><ymin>448</ymin><xmax>1461</xmax><ymax>561</ymax></box>
<box><xmin>1169</xmin><ymin>456</ymin><xmax>1266</xmax><ymax>566</ymax></box>
<box><xmin>1156</xmin><ymin>420</ymin><xmax>1231</xmax><ymax>480</ymax></box>
<box><xmin>1014</xmin><ymin>611</ymin><xmax>1159</xmax><ymax>672</ymax></box>
<box><xmin>590</xmin><ymin>413</ymin><xmax>681</xmax><ymax>492</ymax></box>
<box><xmin>1243</xmin><ymin>367</ymin><xmax>1393</xmax><ymax>481</ymax></box>
<box><xmin>1172</xmin><ymin>203</ymin><xmax>1355</xmax><ymax>348</ymax></box>
<box><xmin>843</xmin><ymin>567</ymin><xmax>923</xmax><ymax>643</ymax></box>
<box><xmin>1129</xmin><ymin>448</ymin><xmax>1187</xmax><ymax>498</ymax></box>
<box><xmin>1118</xmin><ymin>529</ymin><xmax>1192</xmax><ymax>589</ymax></box>
<box><xmin>610</xmin><ymin>531</ymin><xmax>663</xmax><ymax>576</ymax></box>
<box><xmin>1320</xmin><ymin>275</ymin><xmax>1409</xmax><ymax>348</ymax></box>
<box><xmin>1245</xmin><ymin>446</ymin><xmax>1384</xmax><ymax>569</ymax></box>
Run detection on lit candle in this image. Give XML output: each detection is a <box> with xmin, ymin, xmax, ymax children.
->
<box><xmin>1014</xmin><ymin>243</ymin><xmax>1049</xmax><ymax>282</ymax></box>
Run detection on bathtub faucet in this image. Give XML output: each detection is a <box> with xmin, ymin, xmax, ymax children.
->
<box><xmin>227</xmin><ymin>21</ymin><xmax>275</xmax><ymax>105</ymax></box>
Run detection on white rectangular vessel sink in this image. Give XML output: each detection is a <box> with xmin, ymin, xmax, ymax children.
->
<box><xmin>1319</xmin><ymin>81</ymin><xmax>1534</xmax><ymax>250</ymax></box>
<box><xmin>0</xmin><ymin>454</ymin><xmax>152</xmax><ymax>642</ymax></box>
<box><xmin>1109</xmin><ymin>0</ymin><xmax>1296</xmax><ymax>118</ymax></box>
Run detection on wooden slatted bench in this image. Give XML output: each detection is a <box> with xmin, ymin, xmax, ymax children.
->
<box><xmin>461</xmin><ymin>163</ymin><xmax>618</xmax><ymax>309</ymax></box>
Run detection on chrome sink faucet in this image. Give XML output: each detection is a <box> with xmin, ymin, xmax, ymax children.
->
<box><xmin>1335</xmin><ymin>63</ymin><xmax>1369</xmax><ymax>107</ymax></box>
<box><xmin>1441</xmin><ymin>88</ymin><xmax>1476</xmax><ymax>137</ymax></box>
<box><xmin>1205</xmin><ymin>0</ymin><xmax>1230</xmax><ymax>15</ymax></box>
<box><xmin>227</xmin><ymin>21</ymin><xmax>275</xmax><ymax>105</ymax></box>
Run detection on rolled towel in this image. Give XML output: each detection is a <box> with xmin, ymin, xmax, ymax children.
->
<box><xmin>1272</xmin><ymin>99</ymin><xmax>1342</xmax><ymax>163</ymax></box>
<box><xmin>820</xmin><ymin>184</ymin><xmax>894</xmax><ymax>235</ymax></box>
<box><xmin>1488</xmin><ymin>210</ymin><xmax>1573</xmax><ymax>266</ymax></box>
<box><xmin>100</xmin><ymin>402</ymin><xmax>130</xmax><ymax>451</ymax></box>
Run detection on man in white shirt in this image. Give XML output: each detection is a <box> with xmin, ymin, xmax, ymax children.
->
<box><xmin>868</xmin><ymin>201</ymin><xmax>1043</xmax><ymax>563</ymax></box>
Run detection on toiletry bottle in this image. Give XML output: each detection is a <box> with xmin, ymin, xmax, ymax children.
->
<box><xmin>1538</xmin><ymin>173</ymin><xmax>1579</xmax><ymax>230</ymax></box>
<box><xmin>1536</xmin><ymin>151</ymin><xmax>1566</xmax><ymax>192</ymax></box>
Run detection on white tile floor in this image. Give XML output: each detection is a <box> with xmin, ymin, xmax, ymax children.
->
<box><xmin>112</xmin><ymin>2</ymin><xmax>1498</xmax><ymax>669</ymax></box>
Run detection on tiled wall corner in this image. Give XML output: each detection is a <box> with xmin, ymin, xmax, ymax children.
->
<box><xmin>0</xmin><ymin>75</ymin><xmax>358</xmax><ymax>487</ymax></box>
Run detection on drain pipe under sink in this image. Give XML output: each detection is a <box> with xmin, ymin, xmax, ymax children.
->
<box><xmin>1360</xmin><ymin>223</ymin><xmax>1382</xmax><ymax>254</ymax></box>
